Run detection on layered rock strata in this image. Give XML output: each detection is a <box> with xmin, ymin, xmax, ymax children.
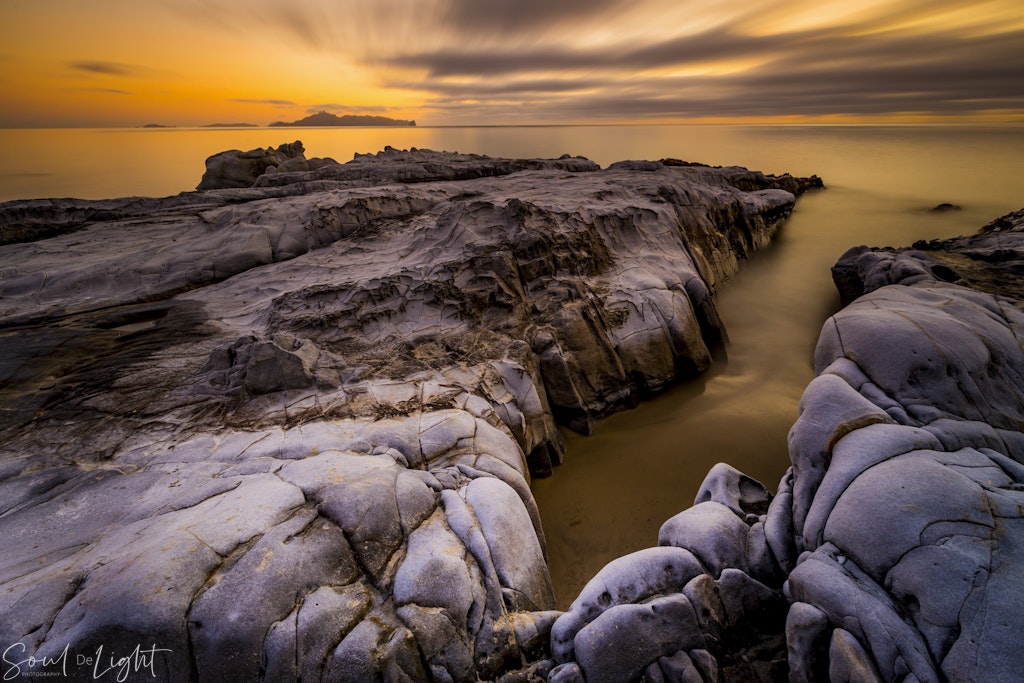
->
<box><xmin>0</xmin><ymin>147</ymin><xmax>816</xmax><ymax>680</ymax></box>
<box><xmin>549</xmin><ymin>209</ymin><xmax>1024</xmax><ymax>682</ymax></box>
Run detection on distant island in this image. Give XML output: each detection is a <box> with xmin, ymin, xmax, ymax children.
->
<box><xmin>269</xmin><ymin>111</ymin><xmax>415</xmax><ymax>127</ymax></box>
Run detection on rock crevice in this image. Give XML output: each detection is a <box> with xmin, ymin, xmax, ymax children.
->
<box><xmin>545</xmin><ymin>208</ymin><xmax>1024</xmax><ymax>682</ymax></box>
<box><xmin>0</xmin><ymin>145</ymin><xmax>818</xmax><ymax>681</ymax></box>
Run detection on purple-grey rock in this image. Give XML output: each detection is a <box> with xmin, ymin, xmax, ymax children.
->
<box><xmin>546</xmin><ymin>207</ymin><xmax>1024</xmax><ymax>683</ymax></box>
<box><xmin>0</xmin><ymin>146</ymin><xmax>815</xmax><ymax>680</ymax></box>
<box><xmin>196</xmin><ymin>140</ymin><xmax>306</xmax><ymax>190</ymax></box>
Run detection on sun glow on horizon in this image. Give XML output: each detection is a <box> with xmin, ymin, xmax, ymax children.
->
<box><xmin>1</xmin><ymin>0</ymin><xmax>1021</xmax><ymax>128</ymax></box>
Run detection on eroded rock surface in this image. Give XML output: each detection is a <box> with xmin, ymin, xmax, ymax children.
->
<box><xmin>197</xmin><ymin>140</ymin><xmax>319</xmax><ymax>190</ymax></box>
<box><xmin>0</xmin><ymin>146</ymin><xmax>815</xmax><ymax>680</ymax></box>
<box><xmin>549</xmin><ymin>209</ymin><xmax>1024</xmax><ymax>682</ymax></box>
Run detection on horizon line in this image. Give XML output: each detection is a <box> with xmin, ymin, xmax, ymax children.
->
<box><xmin>2</xmin><ymin>119</ymin><xmax>1023</xmax><ymax>131</ymax></box>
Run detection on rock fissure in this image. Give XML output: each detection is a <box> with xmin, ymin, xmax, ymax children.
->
<box><xmin>0</xmin><ymin>145</ymin><xmax>838</xmax><ymax>681</ymax></box>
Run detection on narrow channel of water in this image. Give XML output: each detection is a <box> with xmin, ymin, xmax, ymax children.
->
<box><xmin>532</xmin><ymin>179</ymin><xmax>1019</xmax><ymax>608</ymax></box>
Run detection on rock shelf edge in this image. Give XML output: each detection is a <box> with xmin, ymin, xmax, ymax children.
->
<box><xmin>0</xmin><ymin>144</ymin><xmax>820</xmax><ymax>682</ymax></box>
<box><xmin>547</xmin><ymin>208</ymin><xmax>1024</xmax><ymax>682</ymax></box>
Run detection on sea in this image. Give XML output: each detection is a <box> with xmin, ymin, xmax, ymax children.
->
<box><xmin>3</xmin><ymin>124</ymin><xmax>1023</xmax><ymax>606</ymax></box>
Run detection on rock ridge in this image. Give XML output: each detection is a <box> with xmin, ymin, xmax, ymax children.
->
<box><xmin>545</xmin><ymin>207</ymin><xmax>1024</xmax><ymax>682</ymax></box>
<box><xmin>0</xmin><ymin>146</ymin><xmax>817</xmax><ymax>680</ymax></box>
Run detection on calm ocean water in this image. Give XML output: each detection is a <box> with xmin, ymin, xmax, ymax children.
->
<box><xmin>3</xmin><ymin>124</ymin><xmax>1023</xmax><ymax>605</ymax></box>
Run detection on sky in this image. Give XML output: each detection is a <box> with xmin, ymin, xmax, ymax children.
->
<box><xmin>1</xmin><ymin>0</ymin><xmax>1022</xmax><ymax>127</ymax></box>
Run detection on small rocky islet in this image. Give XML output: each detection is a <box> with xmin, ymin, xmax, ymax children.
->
<box><xmin>0</xmin><ymin>141</ymin><xmax>1021</xmax><ymax>682</ymax></box>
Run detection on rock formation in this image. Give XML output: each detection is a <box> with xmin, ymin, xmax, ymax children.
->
<box><xmin>547</xmin><ymin>208</ymin><xmax>1024</xmax><ymax>682</ymax></box>
<box><xmin>0</xmin><ymin>146</ymin><xmax>817</xmax><ymax>680</ymax></box>
<box><xmin>196</xmin><ymin>140</ymin><xmax>337</xmax><ymax>191</ymax></box>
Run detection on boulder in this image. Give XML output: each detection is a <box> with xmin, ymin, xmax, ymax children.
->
<box><xmin>546</xmin><ymin>207</ymin><xmax>1024</xmax><ymax>683</ymax></box>
<box><xmin>196</xmin><ymin>140</ymin><xmax>306</xmax><ymax>190</ymax></box>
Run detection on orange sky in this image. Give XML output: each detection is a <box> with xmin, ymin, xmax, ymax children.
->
<box><xmin>1</xmin><ymin>0</ymin><xmax>1022</xmax><ymax>127</ymax></box>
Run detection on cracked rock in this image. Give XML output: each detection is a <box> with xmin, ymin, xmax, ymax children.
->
<box><xmin>0</xmin><ymin>145</ymin><xmax>817</xmax><ymax>680</ymax></box>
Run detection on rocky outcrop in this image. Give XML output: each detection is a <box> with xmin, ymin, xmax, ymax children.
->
<box><xmin>196</xmin><ymin>140</ymin><xmax>334</xmax><ymax>190</ymax></box>
<box><xmin>0</xmin><ymin>147</ymin><xmax>816</xmax><ymax>680</ymax></box>
<box><xmin>834</xmin><ymin>206</ymin><xmax>1024</xmax><ymax>304</ymax></box>
<box><xmin>550</xmin><ymin>209</ymin><xmax>1024</xmax><ymax>682</ymax></box>
<box><xmin>254</xmin><ymin>146</ymin><xmax>605</xmax><ymax>189</ymax></box>
<box><xmin>547</xmin><ymin>462</ymin><xmax>792</xmax><ymax>682</ymax></box>
<box><xmin>786</xmin><ymin>279</ymin><xmax>1024</xmax><ymax>682</ymax></box>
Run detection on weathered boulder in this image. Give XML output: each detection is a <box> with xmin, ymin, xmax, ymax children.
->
<box><xmin>0</xmin><ymin>147</ymin><xmax>815</xmax><ymax>680</ymax></box>
<box><xmin>785</xmin><ymin>208</ymin><xmax>1024</xmax><ymax>682</ymax></box>
<box><xmin>547</xmin><ymin>465</ymin><xmax>792</xmax><ymax>682</ymax></box>
<box><xmin>196</xmin><ymin>140</ymin><xmax>308</xmax><ymax>190</ymax></box>
<box><xmin>832</xmin><ymin>206</ymin><xmax>1024</xmax><ymax>305</ymax></box>
<box><xmin>546</xmin><ymin>208</ymin><xmax>1024</xmax><ymax>683</ymax></box>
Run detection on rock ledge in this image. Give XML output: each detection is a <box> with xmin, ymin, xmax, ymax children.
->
<box><xmin>0</xmin><ymin>146</ymin><xmax>818</xmax><ymax>681</ymax></box>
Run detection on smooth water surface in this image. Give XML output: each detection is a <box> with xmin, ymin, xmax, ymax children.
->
<box><xmin>2</xmin><ymin>124</ymin><xmax>1022</xmax><ymax>607</ymax></box>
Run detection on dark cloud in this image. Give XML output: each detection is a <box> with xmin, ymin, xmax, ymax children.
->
<box><xmin>156</xmin><ymin>0</ymin><xmax>1024</xmax><ymax>122</ymax></box>
<box><xmin>232</xmin><ymin>98</ymin><xmax>296</xmax><ymax>107</ymax></box>
<box><xmin>388</xmin><ymin>27</ymin><xmax>831</xmax><ymax>78</ymax></box>
<box><xmin>228</xmin><ymin>100</ymin><xmax>394</xmax><ymax>114</ymax></box>
<box><xmin>69</xmin><ymin>61</ymin><xmax>144</xmax><ymax>77</ymax></box>
<box><xmin>440</xmin><ymin>0</ymin><xmax>627</xmax><ymax>35</ymax></box>
<box><xmin>394</xmin><ymin>16</ymin><xmax>1024</xmax><ymax>121</ymax></box>
<box><xmin>80</xmin><ymin>87</ymin><xmax>134</xmax><ymax>96</ymax></box>
<box><xmin>307</xmin><ymin>103</ymin><xmax>389</xmax><ymax>113</ymax></box>
<box><xmin>388</xmin><ymin>77</ymin><xmax>607</xmax><ymax>98</ymax></box>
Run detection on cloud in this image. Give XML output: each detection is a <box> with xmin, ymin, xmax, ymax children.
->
<box><xmin>389</xmin><ymin>28</ymin><xmax>804</xmax><ymax>79</ymax></box>
<box><xmin>386</xmin><ymin>5</ymin><xmax>1024</xmax><ymax>121</ymax></box>
<box><xmin>231</xmin><ymin>98</ymin><xmax>297</xmax><ymax>107</ymax></box>
<box><xmin>439</xmin><ymin>0</ymin><xmax>628</xmax><ymax>35</ymax></box>
<box><xmin>152</xmin><ymin>0</ymin><xmax>1024</xmax><ymax>122</ymax></box>
<box><xmin>87</xmin><ymin>87</ymin><xmax>134</xmax><ymax>95</ymax></box>
<box><xmin>227</xmin><ymin>99</ymin><xmax>395</xmax><ymax>115</ymax></box>
<box><xmin>61</xmin><ymin>87</ymin><xmax>135</xmax><ymax>96</ymax></box>
<box><xmin>69</xmin><ymin>61</ymin><xmax>146</xmax><ymax>77</ymax></box>
<box><xmin>307</xmin><ymin>103</ymin><xmax>389</xmax><ymax>113</ymax></box>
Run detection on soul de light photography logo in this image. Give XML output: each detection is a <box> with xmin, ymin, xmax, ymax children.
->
<box><xmin>2</xmin><ymin>642</ymin><xmax>171</xmax><ymax>682</ymax></box>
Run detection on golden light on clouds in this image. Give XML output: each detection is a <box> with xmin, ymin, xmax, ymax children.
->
<box><xmin>0</xmin><ymin>0</ymin><xmax>1021</xmax><ymax>127</ymax></box>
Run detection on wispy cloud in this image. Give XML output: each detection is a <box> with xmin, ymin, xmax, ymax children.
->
<box><xmin>23</xmin><ymin>0</ymin><xmax>1024</xmax><ymax>124</ymax></box>
<box><xmin>69</xmin><ymin>61</ymin><xmax>146</xmax><ymax>77</ymax></box>
<box><xmin>382</xmin><ymin>2</ymin><xmax>1024</xmax><ymax>121</ymax></box>
<box><xmin>231</xmin><ymin>98</ymin><xmax>297</xmax><ymax>107</ymax></box>
<box><xmin>439</xmin><ymin>0</ymin><xmax>628</xmax><ymax>36</ymax></box>
<box><xmin>307</xmin><ymin>103</ymin><xmax>389</xmax><ymax>113</ymax></box>
<box><xmin>84</xmin><ymin>87</ymin><xmax>134</xmax><ymax>95</ymax></box>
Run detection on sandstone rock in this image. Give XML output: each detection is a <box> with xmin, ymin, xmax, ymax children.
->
<box><xmin>658</xmin><ymin>501</ymin><xmax>754</xmax><ymax>576</ymax></box>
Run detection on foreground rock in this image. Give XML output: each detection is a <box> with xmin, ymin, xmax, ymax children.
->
<box><xmin>551</xmin><ymin>208</ymin><xmax>1024</xmax><ymax>682</ymax></box>
<box><xmin>0</xmin><ymin>146</ymin><xmax>816</xmax><ymax>680</ymax></box>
